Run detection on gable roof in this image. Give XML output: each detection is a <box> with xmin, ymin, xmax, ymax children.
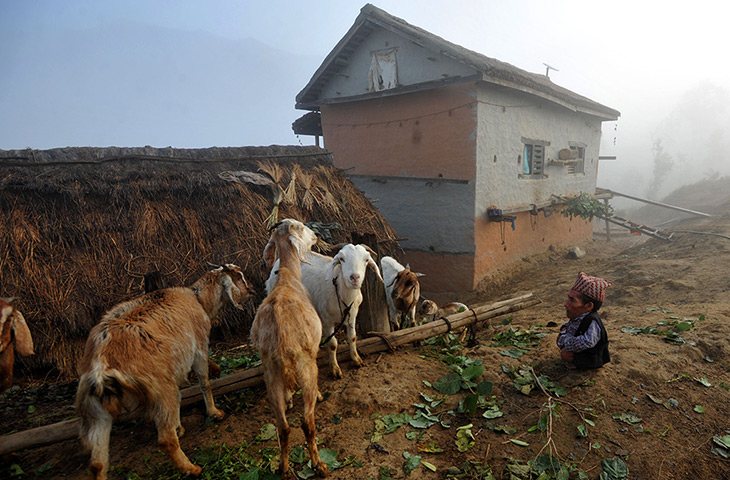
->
<box><xmin>296</xmin><ymin>3</ymin><xmax>619</xmax><ymax>120</ymax></box>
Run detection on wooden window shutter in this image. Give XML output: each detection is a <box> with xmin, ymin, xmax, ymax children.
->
<box><xmin>533</xmin><ymin>145</ymin><xmax>544</xmax><ymax>175</ymax></box>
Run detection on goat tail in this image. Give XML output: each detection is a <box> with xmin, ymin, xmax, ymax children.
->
<box><xmin>76</xmin><ymin>368</ymin><xmax>147</xmax><ymax>449</ymax></box>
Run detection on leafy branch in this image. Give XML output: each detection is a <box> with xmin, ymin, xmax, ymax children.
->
<box><xmin>560</xmin><ymin>192</ymin><xmax>614</xmax><ymax>221</ymax></box>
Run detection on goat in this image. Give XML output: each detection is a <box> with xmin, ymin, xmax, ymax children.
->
<box><xmin>417</xmin><ymin>298</ymin><xmax>469</xmax><ymax>322</ymax></box>
<box><xmin>0</xmin><ymin>298</ymin><xmax>34</xmax><ymax>393</ymax></box>
<box><xmin>75</xmin><ymin>264</ymin><xmax>251</xmax><ymax>480</ymax></box>
<box><xmin>143</xmin><ymin>270</ymin><xmax>221</xmax><ymax>379</ymax></box>
<box><xmin>381</xmin><ymin>256</ymin><xmax>424</xmax><ymax>330</ymax></box>
<box><xmin>265</xmin><ymin>243</ymin><xmax>383</xmax><ymax>379</ymax></box>
<box><xmin>251</xmin><ymin>219</ymin><xmax>329</xmax><ymax>478</ymax></box>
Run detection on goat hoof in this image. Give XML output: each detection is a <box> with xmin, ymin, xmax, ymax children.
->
<box><xmin>208</xmin><ymin>408</ymin><xmax>225</xmax><ymax>420</ymax></box>
<box><xmin>315</xmin><ymin>461</ymin><xmax>330</xmax><ymax>477</ymax></box>
<box><xmin>181</xmin><ymin>463</ymin><xmax>202</xmax><ymax>476</ymax></box>
<box><xmin>317</xmin><ymin>391</ymin><xmax>324</xmax><ymax>402</ymax></box>
<box><xmin>331</xmin><ymin>367</ymin><xmax>342</xmax><ymax>379</ymax></box>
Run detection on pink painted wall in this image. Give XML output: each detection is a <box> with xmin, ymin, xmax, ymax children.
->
<box><xmin>473</xmin><ymin>211</ymin><xmax>593</xmax><ymax>287</ymax></box>
<box><xmin>404</xmin><ymin>212</ymin><xmax>592</xmax><ymax>295</ymax></box>
<box><xmin>321</xmin><ymin>83</ymin><xmax>477</xmax><ymax>180</ymax></box>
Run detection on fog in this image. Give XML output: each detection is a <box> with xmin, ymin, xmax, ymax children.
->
<box><xmin>1</xmin><ymin>0</ymin><xmax>728</xmax><ymax>207</ymax></box>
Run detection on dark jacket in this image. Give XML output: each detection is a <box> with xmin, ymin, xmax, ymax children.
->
<box><xmin>573</xmin><ymin>312</ymin><xmax>610</xmax><ymax>370</ymax></box>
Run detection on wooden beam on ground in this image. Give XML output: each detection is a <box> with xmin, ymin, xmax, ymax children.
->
<box><xmin>0</xmin><ymin>292</ymin><xmax>539</xmax><ymax>455</ymax></box>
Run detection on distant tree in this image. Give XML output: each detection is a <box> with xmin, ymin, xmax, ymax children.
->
<box><xmin>646</xmin><ymin>138</ymin><xmax>673</xmax><ymax>200</ymax></box>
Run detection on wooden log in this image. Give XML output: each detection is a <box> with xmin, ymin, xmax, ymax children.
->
<box><xmin>0</xmin><ymin>292</ymin><xmax>538</xmax><ymax>455</ymax></box>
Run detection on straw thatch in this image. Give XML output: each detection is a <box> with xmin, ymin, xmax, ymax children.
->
<box><xmin>0</xmin><ymin>146</ymin><xmax>400</xmax><ymax>379</ymax></box>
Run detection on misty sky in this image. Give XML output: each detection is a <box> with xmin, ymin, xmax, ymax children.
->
<box><xmin>1</xmin><ymin>0</ymin><xmax>728</xmax><ymax>200</ymax></box>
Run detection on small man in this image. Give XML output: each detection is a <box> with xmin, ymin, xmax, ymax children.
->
<box><xmin>556</xmin><ymin>272</ymin><xmax>611</xmax><ymax>370</ymax></box>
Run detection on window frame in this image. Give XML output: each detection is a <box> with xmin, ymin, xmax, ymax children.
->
<box><xmin>568</xmin><ymin>142</ymin><xmax>586</xmax><ymax>174</ymax></box>
<box><xmin>519</xmin><ymin>137</ymin><xmax>550</xmax><ymax>179</ymax></box>
<box><xmin>368</xmin><ymin>47</ymin><xmax>399</xmax><ymax>92</ymax></box>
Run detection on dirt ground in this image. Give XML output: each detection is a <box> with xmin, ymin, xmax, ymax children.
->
<box><xmin>2</xmin><ymin>207</ymin><xmax>730</xmax><ymax>479</ymax></box>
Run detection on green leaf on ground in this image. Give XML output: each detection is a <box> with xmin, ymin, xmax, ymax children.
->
<box><xmin>695</xmin><ymin>376</ymin><xmax>712</xmax><ymax>387</ymax></box>
<box><xmin>612</xmin><ymin>413</ymin><xmax>642</xmax><ymax>424</ymax></box>
<box><xmin>455</xmin><ymin>424</ymin><xmax>475</xmax><ymax>452</ymax></box>
<box><xmin>599</xmin><ymin>457</ymin><xmax>628</xmax><ymax>480</ymax></box>
<box><xmin>433</xmin><ymin>373</ymin><xmax>462</xmax><ymax>395</ymax></box>
<box><xmin>402</xmin><ymin>453</ymin><xmax>422</xmax><ymax>477</ymax></box>
<box><xmin>256</xmin><ymin>423</ymin><xmax>277</xmax><ymax>442</ymax></box>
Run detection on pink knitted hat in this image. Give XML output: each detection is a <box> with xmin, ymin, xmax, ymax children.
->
<box><xmin>571</xmin><ymin>272</ymin><xmax>611</xmax><ymax>302</ymax></box>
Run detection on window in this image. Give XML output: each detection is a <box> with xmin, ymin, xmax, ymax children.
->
<box><xmin>520</xmin><ymin>138</ymin><xmax>549</xmax><ymax>178</ymax></box>
<box><xmin>568</xmin><ymin>142</ymin><xmax>586</xmax><ymax>174</ymax></box>
<box><xmin>368</xmin><ymin>48</ymin><xmax>398</xmax><ymax>92</ymax></box>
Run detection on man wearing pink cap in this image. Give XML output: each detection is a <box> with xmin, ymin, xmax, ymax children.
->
<box><xmin>556</xmin><ymin>272</ymin><xmax>611</xmax><ymax>370</ymax></box>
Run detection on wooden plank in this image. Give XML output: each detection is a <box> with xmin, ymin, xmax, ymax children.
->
<box><xmin>0</xmin><ymin>293</ymin><xmax>538</xmax><ymax>455</ymax></box>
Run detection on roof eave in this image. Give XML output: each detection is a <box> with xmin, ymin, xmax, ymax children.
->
<box><xmin>478</xmin><ymin>75</ymin><xmax>620</xmax><ymax>121</ymax></box>
<box><xmin>297</xmin><ymin>74</ymin><xmax>480</xmax><ymax>111</ymax></box>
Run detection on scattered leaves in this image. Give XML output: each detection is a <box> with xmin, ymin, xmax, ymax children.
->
<box><xmin>612</xmin><ymin>413</ymin><xmax>642</xmax><ymax>425</ymax></box>
<box><xmin>455</xmin><ymin>424</ymin><xmax>475</xmax><ymax>452</ymax></box>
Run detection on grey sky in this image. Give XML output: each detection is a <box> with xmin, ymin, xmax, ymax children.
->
<box><xmin>2</xmin><ymin>0</ymin><xmax>728</xmax><ymax>198</ymax></box>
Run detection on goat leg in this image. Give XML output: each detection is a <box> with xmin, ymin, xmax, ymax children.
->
<box><xmin>155</xmin><ymin>391</ymin><xmax>201</xmax><ymax>476</ymax></box>
<box><xmin>325</xmin><ymin>336</ymin><xmax>342</xmax><ymax>379</ymax></box>
<box><xmin>193</xmin><ymin>353</ymin><xmax>224</xmax><ymax>419</ymax></box>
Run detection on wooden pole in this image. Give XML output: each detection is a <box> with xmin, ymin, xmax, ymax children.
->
<box><xmin>0</xmin><ymin>293</ymin><xmax>538</xmax><ymax>455</ymax></box>
<box><xmin>352</xmin><ymin>232</ymin><xmax>390</xmax><ymax>336</ymax></box>
<box><xmin>602</xmin><ymin>189</ymin><xmax>712</xmax><ymax>217</ymax></box>
<box><xmin>603</xmin><ymin>198</ymin><xmax>611</xmax><ymax>242</ymax></box>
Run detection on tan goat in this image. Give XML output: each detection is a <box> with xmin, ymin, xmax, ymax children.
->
<box><xmin>250</xmin><ymin>219</ymin><xmax>329</xmax><ymax>478</ymax></box>
<box><xmin>381</xmin><ymin>256</ymin><xmax>424</xmax><ymax>329</ymax></box>
<box><xmin>75</xmin><ymin>264</ymin><xmax>251</xmax><ymax>480</ymax></box>
<box><xmin>0</xmin><ymin>297</ymin><xmax>34</xmax><ymax>393</ymax></box>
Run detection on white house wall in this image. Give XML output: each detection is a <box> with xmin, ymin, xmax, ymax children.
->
<box><xmin>319</xmin><ymin>28</ymin><xmax>477</xmax><ymax>102</ymax></box>
<box><xmin>474</xmin><ymin>84</ymin><xmax>603</xmax><ymax>215</ymax></box>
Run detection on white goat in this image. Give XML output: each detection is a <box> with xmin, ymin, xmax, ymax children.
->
<box><xmin>265</xmin><ymin>243</ymin><xmax>383</xmax><ymax>379</ymax></box>
<box><xmin>0</xmin><ymin>297</ymin><xmax>34</xmax><ymax>393</ymax></box>
<box><xmin>251</xmin><ymin>219</ymin><xmax>329</xmax><ymax>478</ymax></box>
<box><xmin>75</xmin><ymin>264</ymin><xmax>251</xmax><ymax>480</ymax></box>
<box><xmin>381</xmin><ymin>256</ymin><xmax>424</xmax><ymax>329</ymax></box>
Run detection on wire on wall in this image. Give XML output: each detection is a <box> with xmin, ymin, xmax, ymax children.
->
<box><xmin>321</xmin><ymin>99</ymin><xmax>537</xmax><ymax>129</ymax></box>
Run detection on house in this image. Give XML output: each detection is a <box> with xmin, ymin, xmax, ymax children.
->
<box><xmin>294</xmin><ymin>4</ymin><xmax>620</xmax><ymax>293</ymax></box>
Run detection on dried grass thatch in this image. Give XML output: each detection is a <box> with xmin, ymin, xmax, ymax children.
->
<box><xmin>0</xmin><ymin>146</ymin><xmax>400</xmax><ymax>379</ymax></box>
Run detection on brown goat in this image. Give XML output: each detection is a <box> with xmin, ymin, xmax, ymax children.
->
<box><xmin>381</xmin><ymin>256</ymin><xmax>424</xmax><ymax>329</ymax></box>
<box><xmin>75</xmin><ymin>264</ymin><xmax>251</xmax><ymax>480</ymax></box>
<box><xmin>250</xmin><ymin>219</ymin><xmax>329</xmax><ymax>478</ymax></box>
<box><xmin>0</xmin><ymin>297</ymin><xmax>34</xmax><ymax>393</ymax></box>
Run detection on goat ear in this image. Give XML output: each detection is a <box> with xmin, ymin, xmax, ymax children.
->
<box><xmin>289</xmin><ymin>234</ymin><xmax>311</xmax><ymax>264</ymax></box>
<box><xmin>263</xmin><ymin>239</ymin><xmax>277</xmax><ymax>270</ymax></box>
<box><xmin>415</xmin><ymin>272</ymin><xmax>426</xmax><ymax>277</ymax></box>
<box><xmin>367</xmin><ymin>255</ymin><xmax>385</xmax><ymax>283</ymax></box>
<box><xmin>10</xmin><ymin>309</ymin><xmax>34</xmax><ymax>356</ymax></box>
<box><xmin>221</xmin><ymin>275</ymin><xmax>245</xmax><ymax>311</ymax></box>
<box><xmin>0</xmin><ymin>305</ymin><xmax>12</xmax><ymax>352</ymax></box>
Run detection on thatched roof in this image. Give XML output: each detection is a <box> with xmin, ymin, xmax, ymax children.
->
<box><xmin>0</xmin><ymin>146</ymin><xmax>400</xmax><ymax>378</ymax></box>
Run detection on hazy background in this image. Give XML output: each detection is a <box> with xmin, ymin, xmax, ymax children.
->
<box><xmin>1</xmin><ymin>0</ymin><xmax>728</xmax><ymax>203</ymax></box>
